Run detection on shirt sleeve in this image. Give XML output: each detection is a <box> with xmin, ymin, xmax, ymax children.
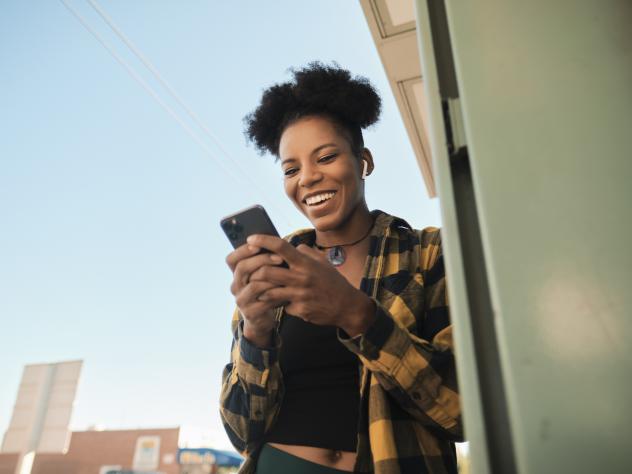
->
<box><xmin>338</xmin><ymin>231</ymin><xmax>463</xmax><ymax>442</ymax></box>
<box><xmin>219</xmin><ymin>307</ymin><xmax>284</xmax><ymax>455</ymax></box>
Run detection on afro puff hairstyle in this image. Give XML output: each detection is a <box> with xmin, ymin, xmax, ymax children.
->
<box><xmin>244</xmin><ymin>62</ymin><xmax>382</xmax><ymax>158</ymax></box>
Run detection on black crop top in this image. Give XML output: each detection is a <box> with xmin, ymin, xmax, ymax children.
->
<box><xmin>264</xmin><ymin>314</ymin><xmax>360</xmax><ymax>452</ymax></box>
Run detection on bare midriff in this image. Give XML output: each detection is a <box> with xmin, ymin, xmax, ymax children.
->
<box><xmin>268</xmin><ymin>443</ymin><xmax>356</xmax><ymax>471</ymax></box>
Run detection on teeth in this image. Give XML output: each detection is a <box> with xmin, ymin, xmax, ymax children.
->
<box><xmin>305</xmin><ymin>192</ymin><xmax>335</xmax><ymax>206</ymax></box>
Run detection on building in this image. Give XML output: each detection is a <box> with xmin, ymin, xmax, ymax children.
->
<box><xmin>1</xmin><ymin>428</ymin><xmax>180</xmax><ymax>474</ymax></box>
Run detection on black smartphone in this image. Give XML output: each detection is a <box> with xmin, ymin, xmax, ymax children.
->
<box><xmin>220</xmin><ymin>204</ymin><xmax>281</xmax><ymax>250</ymax></box>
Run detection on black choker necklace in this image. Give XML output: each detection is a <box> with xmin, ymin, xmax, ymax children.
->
<box><xmin>315</xmin><ymin>222</ymin><xmax>374</xmax><ymax>266</ymax></box>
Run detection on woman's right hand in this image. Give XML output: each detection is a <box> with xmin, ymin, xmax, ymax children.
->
<box><xmin>226</xmin><ymin>243</ymin><xmax>285</xmax><ymax>347</ymax></box>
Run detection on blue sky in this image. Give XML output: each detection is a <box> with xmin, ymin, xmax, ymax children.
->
<box><xmin>0</xmin><ymin>1</ymin><xmax>441</xmax><ymax>449</ymax></box>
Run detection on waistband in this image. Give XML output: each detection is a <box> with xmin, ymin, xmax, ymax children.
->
<box><xmin>256</xmin><ymin>444</ymin><xmax>351</xmax><ymax>474</ymax></box>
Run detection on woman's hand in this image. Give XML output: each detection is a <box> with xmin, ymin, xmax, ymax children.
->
<box><xmin>246</xmin><ymin>234</ymin><xmax>376</xmax><ymax>337</ymax></box>
<box><xmin>226</xmin><ymin>243</ymin><xmax>285</xmax><ymax>347</ymax></box>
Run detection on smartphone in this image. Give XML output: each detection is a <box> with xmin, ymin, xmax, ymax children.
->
<box><xmin>220</xmin><ymin>204</ymin><xmax>281</xmax><ymax>250</ymax></box>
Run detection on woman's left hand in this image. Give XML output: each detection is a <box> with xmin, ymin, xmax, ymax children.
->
<box><xmin>247</xmin><ymin>234</ymin><xmax>375</xmax><ymax>336</ymax></box>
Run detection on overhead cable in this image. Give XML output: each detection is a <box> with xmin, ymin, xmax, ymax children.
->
<box><xmin>59</xmin><ymin>0</ymin><xmax>293</xmax><ymax>227</ymax></box>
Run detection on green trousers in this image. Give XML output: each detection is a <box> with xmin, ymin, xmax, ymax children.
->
<box><xmin>255</xmin><ymin>444</ymin><xmax>350</xmax><ymax>474</ymax></box>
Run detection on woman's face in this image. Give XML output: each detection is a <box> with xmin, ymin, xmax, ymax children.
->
<box><xmin>278</xmin><ymin>116</ymin><xmax>371</xmax><ymax>232</ymax></box>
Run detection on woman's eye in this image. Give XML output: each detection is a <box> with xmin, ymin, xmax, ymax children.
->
<box><xmin>318</xmin><ymin>153</ymin><xmax>337</xmax><ymax>163</ymax></box>
<box><xmin>283</xmin><ymin>168</ymin><xmax>298</xmax><ymax>177</ymax></box>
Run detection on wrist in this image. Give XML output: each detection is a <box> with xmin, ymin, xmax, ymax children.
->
<box><xmin>243</xmin><ymin>320</ymin><xmax>274</xmax><ymax>348</ymax></box>
<box><xmin>340</xmin><ymin>292</ymin><xmax>376</xmax><ymax>337</ymax></box>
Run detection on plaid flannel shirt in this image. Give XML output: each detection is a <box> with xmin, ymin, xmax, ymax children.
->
<box><xmin>220</xmin><ymin>210</ymin><xmax>462</xmax><ymax>473</ymax></box>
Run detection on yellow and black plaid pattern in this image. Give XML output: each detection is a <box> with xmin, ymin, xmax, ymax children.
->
<box><xmin>220</xmin><ymin>211</ymin><xmax>462</xmax><ymax>473</ymax></box>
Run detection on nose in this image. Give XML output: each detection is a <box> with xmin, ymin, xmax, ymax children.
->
<box><xmin>298</xmin><ymin>162</ymin><xmax>323</xmax><ymax>188</ymax></box>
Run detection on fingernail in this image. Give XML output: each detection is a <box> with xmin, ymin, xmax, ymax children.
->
<box><xmin>248</xmin><ymin>245</ymin><xmax>260</xmax><ymax>252</ymax></box>
<box><xmin>269</xmin><ymin>255</ymin><xmax>283</xmax><ymax>264</ymax></box>
<box><xmin>247</xmin><ymin>235</ymin><xmax>257</xmax><ymax>244</ymax></box>
<box><xmin>258</xmin><ymin>293</ymin><xmax>268</xmax><ymax>301</ymax></box>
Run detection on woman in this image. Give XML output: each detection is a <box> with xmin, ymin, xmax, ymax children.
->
<box><xmin>220</xmin><ymin>63</ymin><xmax>462</xmax><ymax>474</ymax></box>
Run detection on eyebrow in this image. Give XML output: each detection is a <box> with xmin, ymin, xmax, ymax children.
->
<box><xmin>280</xmin><ymin>143</ymin><xmax>338</xmax><ymax>166</ymax></box>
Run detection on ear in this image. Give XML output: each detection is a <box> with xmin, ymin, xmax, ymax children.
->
<box><xmin>359</xmin><ymin>148</ymin><xmax>375</xmax><ymax>178</ymax></box>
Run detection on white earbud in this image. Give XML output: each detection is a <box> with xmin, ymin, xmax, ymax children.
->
<box><xmin>361</xmin><ymin>160</ymin><xmax>369</xmax><ymax>180</ymax></box>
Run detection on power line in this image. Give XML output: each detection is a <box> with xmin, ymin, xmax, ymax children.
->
<box><xmin>84</xmin><ymin>0</ymin><xmax>283</xmax><ymax>214</ymax></box>
<box><xmin>58</xmin><ymin>0</ymin><xmax>244</xmax><ymax>190</ymax></box>
<box><xmin>59</xmin><ymin>0</ymin><xmax>293</xmax><ymax>227</ymax></box>
<box><xmin>86</xmin><ymin>1</ymin><xmax>236</xmax><ymax>166</ymax></box>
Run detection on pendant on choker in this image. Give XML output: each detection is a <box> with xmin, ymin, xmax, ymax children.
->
<box><xmin>326</xmin><ymin>246</ymin><xmax>346</xmax><ymax>266</ymax></box>
<box><xmin>315</xmin><ymin>220</ymin><xmax>374</xmax><ymax>267</ymax></box>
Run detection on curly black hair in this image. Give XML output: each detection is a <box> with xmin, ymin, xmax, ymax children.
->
<box><xmin>244</xmin><ymin>62</ymin><xmax>382</xmax><ymax>158</ymax></box>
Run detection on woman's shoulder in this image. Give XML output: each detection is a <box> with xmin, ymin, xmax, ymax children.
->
<box><xmin>372</xmin><ymin>210</ymin><xmax>442</xmax><ymax>269</ymax></box>
<box><xmin>379</xmin><ymin>210</ymin><xmax>441</xmax><ymax>245</ymax></box>
<box><xmin>413</xmin><ymin>226</ymin><xmax>442</xmax><ymax>246</ymax></box>
<box><xmin>411</xmin><ymin>226</ymin><xmax>442</xmax><ymax>270</ymax></box>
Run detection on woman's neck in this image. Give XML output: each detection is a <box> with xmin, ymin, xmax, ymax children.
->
<box><xmin>314</xmin><ymin>203</ymin><xmax>373</xmax><ymax>248</ymax></box>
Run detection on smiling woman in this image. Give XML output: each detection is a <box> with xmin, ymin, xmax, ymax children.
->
<box><xmin>219</xmin><ymin>63</ymin><xmax>462</xmax><ymax>474</ymax></box>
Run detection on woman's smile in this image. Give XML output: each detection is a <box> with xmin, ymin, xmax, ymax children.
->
<box><xmin>303</xmin><ymin>190</ymin><xmax>338</xmax><ymax>215</ymax></box>
<box><xmin>303</xmin><ymin>190</ymin><xmax>337</xmax><ymax>207</ymax></box>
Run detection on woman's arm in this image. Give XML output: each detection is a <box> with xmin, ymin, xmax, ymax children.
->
<box><xmin>338</xmin><ymin>232</ymin><xmax>462</xmax><ymax>441</ymax></box>
<box><xmin>219</xmin><ymin>307</ymin><xmax>284</xmax><ymax>455</ymax></box>
<box><xmin>220</xmin><ymin>242</ymin><xmax>288</xmax><ymax>456</ymax></box>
